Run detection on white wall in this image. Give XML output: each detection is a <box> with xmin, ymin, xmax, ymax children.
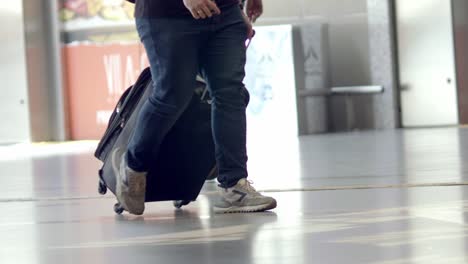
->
<box><xmin>254</xmin><ymin>0</ymin><xmax>376</xmax><ymax>132</ymax></box>
<box><xmin>257</xmin><ymin>0</ymin><xmax>371</xmax><ymax>87</ymax></box>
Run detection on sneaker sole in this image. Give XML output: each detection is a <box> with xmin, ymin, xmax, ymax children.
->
<box><xmin>213</xmin><ymin>200</ymin><xmax>277</xmax><ymax>214</ymax></box>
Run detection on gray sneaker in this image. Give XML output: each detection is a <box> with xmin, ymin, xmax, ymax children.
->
<box><xmin>214</xmin><ymin>178</ymin><xmax>277</xmax><ymax>214</ymax></box>
<box><xmin>111</xmin><ymin>148</ymin><xmax>147</xmax><ymax>215</ymax></box>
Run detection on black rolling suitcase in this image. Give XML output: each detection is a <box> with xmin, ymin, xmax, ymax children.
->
<box><xmin>94</xmin><ymin>68</ymin><xmax>216</xmax><ymax>214</ymax></box>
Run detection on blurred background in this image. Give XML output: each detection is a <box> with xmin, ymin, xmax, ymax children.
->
<box><xmin>3</xmin><ymin>0</ymin><xmax>467</xmax><ymax>144</ymax></box>
<box><xmin>3</xmin><ymin>2</ymin><xmax>468</xmax><ymax>263</ymax></box>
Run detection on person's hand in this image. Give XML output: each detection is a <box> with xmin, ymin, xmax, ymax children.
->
<box><xmin>246</xmin><ymin>0</ymin><xmax>263</xmax><ymax>22</ymax></box>
<box><xmin>183</xmin><ymin>0</ymin><xmax>221</xmax><ymax>19</ymax></box>
<box><xmin>241</xmin><ymin>11</ymin><xmax>255</xmax><ymax>39</ymax></box>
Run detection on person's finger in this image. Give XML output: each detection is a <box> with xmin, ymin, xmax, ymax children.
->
<box><xmin>248</xmin><ymin>13</ymin><xmax>256</xmax><ymax>22</ymax></box>
<box><xmin>249</xmin><ymin>11</ymin><xmax>260</xmax><ymax>22</ymax></box>
<box><xmin>247</xmin><ymin>1</ymin><xmax>263</xmax><ymax>22</ymax></box>
<box><xmin>253</xmin><ymin>13</ymin><xmax>260</xmax><ymax>22</ymax></box>
<box><xmin>190</xmin><ymin>9</ymin><xmax>201</xmax><ymax>19</ymax></box>
<box><xmin>248</xmin><ymin>9</ymin><xmax>254</xmax><ymax>19</ymax></box>
<box><xmin>206</xmin><ymin>1</ymin><xmax>221</xmax><ymax>15</ymax></box>
<box><xmin>257</xmin><ymin>3</ymin><xmax>263</xmax><ymax>16</ymax></box>
<box><xmin>200</xmin><ymin>5</ymin><xmax>213</xmax><ymax>18</ymax></box>
<box><xmin>195</xmin><ymin>7</ymin><xmax>207</xmax><ymax>19</ymax></box>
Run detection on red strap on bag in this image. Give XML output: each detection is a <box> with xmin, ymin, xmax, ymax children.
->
<box><xmin>246</xmin><ymin>30</ymin><xmax>255</xmax><ymax>48</ymax></box>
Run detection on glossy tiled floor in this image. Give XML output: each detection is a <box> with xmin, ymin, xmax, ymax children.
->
<box><xmin>2</xmin><ymin>128</ymin><xmax>468</xmax><ymax>264</ymax></box>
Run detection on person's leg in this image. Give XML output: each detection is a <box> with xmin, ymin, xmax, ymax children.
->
<box><xmin>200</xmin><ymin>6</ymin><xmax>276</xmax><ymax>213</ymax></box>
<box><xmin>202</xmin><ymin>23</ymin><xmax>248</xmax><ymax>188</ymax></box>
<box><xmin>112</xmin><ymin>17</ymin><xmax>201</xmax><ymax>215</ymax></box>
<box><xmin>128</xmin><ymin>18</ymin><xmax>202</xmax><ymax>171</ymax></box>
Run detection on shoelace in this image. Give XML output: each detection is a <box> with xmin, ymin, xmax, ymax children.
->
<box><xmin>242</xmin><ymin>180</ymin><xmax>259</xmax><ymax>194</ymax></box>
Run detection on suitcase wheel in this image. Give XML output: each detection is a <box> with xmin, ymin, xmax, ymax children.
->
<box><xmin>98</xmin><ymin>179</ymin><xmax>107</xmax><ymax>195</ymax></box>
<box><xmin>173</xmin><ymin>200</ymin><xmax>191</xmax><ymax>209</ymax></box>
<box><xmin>114</xmin><ymin>203</ymin><xmax>124</xmax><ymax>215</ymax></box>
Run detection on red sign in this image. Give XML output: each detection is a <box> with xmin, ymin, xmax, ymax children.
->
<box><xmin>63</xmin><ymin>43</ymin><xmax>149</xmax><ymax>139</ymax></box>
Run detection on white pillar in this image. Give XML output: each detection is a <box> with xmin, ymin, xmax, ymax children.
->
<box><xmin>367</xmin><ymin>0</ymin><xmax>400</xmax><ymax>129</ymax></box>
<box><xmin>0</xmin><ymin>2</ymin><xmax>31</xmax><ymax>143</ymax></box>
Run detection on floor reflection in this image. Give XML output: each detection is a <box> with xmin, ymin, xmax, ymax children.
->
<box><xmin>1</xmin><ymin>128</ymin><xmax>468</xmax><ymax>263</ymax></box>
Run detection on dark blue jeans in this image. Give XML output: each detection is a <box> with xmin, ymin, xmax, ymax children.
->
<box><xmin>127</xmin><ymin>6</ymin><xmax>249</xmax><ymax>188</ymax></box>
